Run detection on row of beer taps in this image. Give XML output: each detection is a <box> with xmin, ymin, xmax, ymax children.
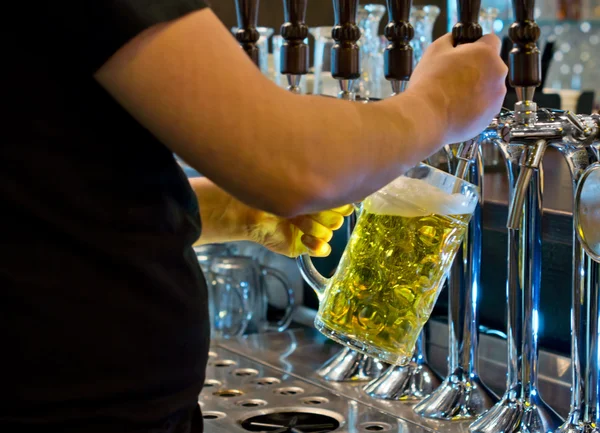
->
<box><xmin>233</xmin><ymin>0</ymin><xmax>600</xmax><ymax>432</ymax></box>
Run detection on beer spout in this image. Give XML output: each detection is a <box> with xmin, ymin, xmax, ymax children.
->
<box><xmin>280</xmin><ymin>0</ymin><xmax>309</xmax><ymax>93</ymax></box>
<box><xmin>504</xmin><ymin>0</ymin><xmax>544</xmax><ymax>231</ymax></box>
<box><xmin>234</xmin><ymin>0</ymin><xmax>261</xmax><ymax>67</ymax></box>
<box><xmin>332</xmin><ymin>0</ymin><xmax>361</xmax><ymax>100</ymax></box>
<box><xmin>383</xmin><ymin>0</ymin><xmax>414</xmax><ymax>95</ymax></box>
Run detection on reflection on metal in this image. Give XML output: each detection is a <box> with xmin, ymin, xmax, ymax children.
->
<box><xmin>365</xmin><ymin>334</ymin><xmax>441</xmax><ymax>401</ymax></box>
<box><xmin>201</xmin><ymin>344</ymin><xmax>431</xmax><ymax>433</ymax></box>
<box><xmin>215</xmin><ymin>327</ymin><xmax>576</xmax><ymax>433</ymax></box>
<box><xmin>414</xmin><ymin>143</ymin><xmax>497</xmax><ymax>420</ymax></box>
<box><xmin>575</xmin><ymin>163</ymin><xmax>600</xmax><ymax>262</ymax></box>
<box><xmin>316</xmin><ymin>347</ymin><xmax>386</xmax><ymax>382</ymax></box>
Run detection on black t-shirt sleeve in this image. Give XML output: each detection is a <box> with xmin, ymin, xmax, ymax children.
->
<box><xmin>68</xmin><ymin>0</ymin><xmax>208</xmax><ymax>73</ymax></box>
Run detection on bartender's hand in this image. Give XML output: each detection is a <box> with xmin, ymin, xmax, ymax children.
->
<box><xmin>246</xmin><ymin>204</ymin><xmax>354</xmax><ymax>258</ymax></box>
<box><xmin>404</xmin><ymin>33</ymin><xmax>508</xmax><ymax>145</ymax></box>
<box><xmin>190</xmin><ymin>177</ymin><xmax>352</xmax><ymax>257</ymax></box>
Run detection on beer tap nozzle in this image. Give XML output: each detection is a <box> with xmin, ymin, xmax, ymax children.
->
<box><xmin>332</xmin><ymin>0</ymin><xmax>361</xmax><ymax>100</ymax></box>
<box><xmin>383</xmin><ymin>0</ymin><xmax>414</xmax><ymax>95</ymax></box>
<box><xmin>281</xmin><ymin>0</ymin><xmax>309</xmax><ymax>93</ymax></box>
<box><xmin>234</xmin><ymin>0</ymin><xmax>261</xmax><ymax>66</ymax></box>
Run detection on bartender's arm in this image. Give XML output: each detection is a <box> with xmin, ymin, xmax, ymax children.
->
<box><xmin>95</xmin><ymin>7</ymin><xmax>507</xmax><ymax>217</ymax></box>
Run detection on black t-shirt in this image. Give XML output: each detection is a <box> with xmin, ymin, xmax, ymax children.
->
<box><xmin>3</xmin><ymin>1</ymin><xmax>210</xmax><ymax>431</ymax></box>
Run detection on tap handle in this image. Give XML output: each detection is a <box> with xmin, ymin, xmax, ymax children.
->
<box><xmin>331</xmin><ymin>0</ymin><xmax>361</xmax><ymax>80</ymax></box>
<box><xmin>453</xmin><ymin>0</ymin><xmax>483</xmax><ymax>45</ymax></box>
<box><xmin>281</xmin><ymin>0</ymin><xmax>309</xmax><ymax>76</ymax></box>
<box><xmin>509</xmin><ymin>0</ymin><xmax>541</xmax><ymax>89</ymax></box>
<box><xmin>384</xmin><ymin>0</ymin><xmax>414</xmax><ymax>82</ymax></box>
<box><xmin>235</xmin><ymin>0</ymin><xmax>261</xmax><ymax>67</ymax></box>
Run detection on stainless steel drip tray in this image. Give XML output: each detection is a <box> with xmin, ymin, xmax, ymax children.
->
<box><xmin>201</xmin><ymin>346</ymin><xmax>434</xmax><ymax>433</ymax></box>
<box><xmin>209</xmin><ymin>329</ymin><xmax>474</xmax><ymax>433</ymax></box>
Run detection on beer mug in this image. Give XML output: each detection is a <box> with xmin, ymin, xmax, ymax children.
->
<box><xmin>210</xmin><ymin>256</ymin><xmax>296</xmax><ymax>336</ymax></box>
<box><xmin>195</xmin><ymin>244</ymin><xmax>236</xmax><ymax>338</ymax></box>
<box><xmin>298</xmin><ymin>164</ymin><xmax>479</xmax><ymax>366</ymax></box>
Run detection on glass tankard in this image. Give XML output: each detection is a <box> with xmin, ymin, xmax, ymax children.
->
<box><xmin>298</xmin><ymin>164</ymin><xmax>479</xmax><ymax>365</ymax></box>
<box><xmin>210</xmin><ymin>256</ymin><xmax>296</xmax><ymax>337</ymax></box>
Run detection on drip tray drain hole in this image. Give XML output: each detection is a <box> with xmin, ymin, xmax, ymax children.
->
<box><xmin>236</xmin><ymin>399</ymin><xmax>268</xmax><ymax>408</ymax></box>
<box><xmin>214</xmin><ymin>389</ymin><xmax>244</xmax><ymax>398</ymax></box>
<box><xmin>360</xmin><ymin>422</ymin><xmax>392</xmax><ymax>432</ymax></box>
<box><xmin>251</xmin><ymin>377</ymin><xmax>281</xmax><ymax>386</ymax></box>
<box><xmin>301</xmin><ymin>396</ymin><xmax>329</xmax><ymax>405</ymax></box>
<box><xmin>202</xmin><ymin>411</ymin><xmax>226</xmax><ymax>421</ymax></box>
<box><xmin>273</xmin><ymin>387</ymin><xmax>304</xmax><ymax>396</ymax></box>
<box><xmin>233</xmin><ymin>368</ymin><xmax>259</xmax><ymax>377</ymax></box>
<box><xmin>239</xmin><ymin>408</ymin><xmax>343</xmax><ymax>432</ymax></box>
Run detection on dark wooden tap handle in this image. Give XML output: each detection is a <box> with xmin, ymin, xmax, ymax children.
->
<box><xmin>281</xmin><ymin>0</ymin><xmax>309</xmax><ymax>76</ymax></box>
<box><xmin>235</xmin><ymin>0</ymin><xmax>260</xmax><ymax>67</ymax></box>
<box><xmin>453</xmin><ymin>0</ymin><xmax>483</xmax><ymax>45</ymax></box>
<box><xmin>331</xmin><ymin>0</ymin><xmax>361</xmax><ymax>80</ymax></box>
<box><xmin>509</xmin><ymin>0</ymin><xmax>541</xmax><ymax>88</ymax></box>
<box><xmin>384</xmin><ymin>0</ymin><xmax>414</xmax><ymax>82</ymax></box>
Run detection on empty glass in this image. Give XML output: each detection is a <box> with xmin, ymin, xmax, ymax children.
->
<box><xmin>309</xmin><ymin>27</ymin><xmax>338</xmax><ymax>96</ymax></box>
<box><xmin>210</xmin><ymin>256</ymin><xmax>296</xmax><ymax>338</ymax></box>
<box><xmin>195</xmin><ymin>244</ymin><xmax>236</xmax><ymax>337</ymax></box>
<box><xmin>411</xmin><ymin>6</ymin><xmax>441</xmax><ymax>66</ymax></box>
<box><xmin>353</xmin><ymin>4</ymin><xmax>386</xmax><ymax>99</ymax></box>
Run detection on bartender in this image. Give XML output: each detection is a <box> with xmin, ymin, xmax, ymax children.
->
<box><xmin>3</xmin><ymin>0</ymin><xmax>507</xmax><ymax>432</ymax></box>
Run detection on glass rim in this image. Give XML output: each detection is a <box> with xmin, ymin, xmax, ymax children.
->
<box><xmin>407</xmin><ymin>162</ymin><xmax>479</xmax><ymax>191</ymax></box>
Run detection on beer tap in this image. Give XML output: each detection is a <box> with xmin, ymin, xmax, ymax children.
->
<box><xmin>364</xmin><ymin>0</ymin><xmax>442</xmax><ymax>402</ymax></box>
<box><xmin>550</xmin><ymin>62</ymin><xmax>600</xmax><ymax>433</ymax></box>
<box><xmin>234</xmin><ymin>0</ymin><xmax>260</xmax><ymax>67</ymax></box>
<box><xmin>294</xmin><ymin>0</ymin><xmax>385</xmax><ymax>383</ymax></box>
<box><xmin>414</xmin><ymin>0</ymin><xmax>498</xmax><ymax>420</ymax></box>
<box><xmin>280</xmin><ymin>0</ymin><xmax>309</xmax><ymax>93</ymax></box>
<box><xmin>565</xmin><ymin>147</ymin><xmax>600</xmax><ymax>433</ymax></box>
<box><xmin>469</xmin><ymin>1</ymin><xmax>599</xmax><ymax>432</ymax></box>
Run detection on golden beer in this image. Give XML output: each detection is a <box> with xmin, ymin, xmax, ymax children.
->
<box><xmin>315</xmin><ymin>175</ymin><xmax>474</xmax><ymax>366</ymax></box>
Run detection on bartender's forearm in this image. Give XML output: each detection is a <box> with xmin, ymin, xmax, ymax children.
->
<box><xmin>95</xmin><ymin>8</ymin><xmax>444</xmax><ymax>217</ymax></box>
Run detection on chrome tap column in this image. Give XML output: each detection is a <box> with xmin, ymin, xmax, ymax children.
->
<box><xmin>414</xmin><ymin>0</ymin><xmax>498</xmax><ymax>419</ymax></box>
<box><xmin>364</xmin><ymin>0</ymin><xmax>442</xmax><ymax>402</ymax></box>
<box><xmin>295</xmin><ymin>0</ymin><xmax>386</xmax><ymax>383</ymax></box>
<box><xmin>553</xmin><ymin>119</ymin><xmax>600</xmax><ymax>432</ymax></box>
<box><xmin>470</xmin><ymin>1</ymin><xmax>569</xmax><ymax>432</ymax></box>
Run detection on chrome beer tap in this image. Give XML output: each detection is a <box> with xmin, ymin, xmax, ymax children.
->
<box><xmin>294</xmin><ymin>0</ymin><xmax>386</xmax><ymax>383</ymax></box>
<box><xmin>549</xmin><ymin>85</ymin><xmax>600</xmax><ymax>433</ymax></box>
<box><xmin>414</xmin><ymin>0</ymin><xmax>498</xmax><ymax>420</ymax></box>
<box><xmin>469</xmin><ymin>1</ymin><xmax>599</xmax><ymax>432</ymax></box>
<box><xmin>364</xmin><ymin>0</ymin><xmax>442</xmax><ymax>402</ymax></box>
<box><xmin>565</xmin><ymin>137</ymin><xmax>600</xmax><ymax>433</ymax></box>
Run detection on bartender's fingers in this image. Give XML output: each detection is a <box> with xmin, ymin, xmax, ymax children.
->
<box><xmin>289</xmin><ymin>216</ymin><xmax>334</xmax><ymax>242</ymax></box>
<box><xmin>309</xmin><ymin>210</ymin><xmax>346</xmax><ymax>230</ymax></box>
<box><xmin>330</xmin><ymin>204</ymin><xmax>354</xmax><ymax>217</ymax></box>
<box><xmin>301</xmin><ymin>234</ymin><xmax>332</xmax><ymax>257</ymax></box>
<box><xmin>475</xmin><ymin>33</ymin><xmax>502</xmax><ymax>54</ymax></box>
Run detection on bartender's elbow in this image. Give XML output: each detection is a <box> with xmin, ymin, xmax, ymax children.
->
<box><xmin>259</xmin><ymin>175</ymin><xmax>341</xmax><ymax>218</ymax></box>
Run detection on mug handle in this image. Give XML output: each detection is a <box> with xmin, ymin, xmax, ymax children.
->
<box><xmin>260</xmin><ymin>266</ymin><xmax>296</xmax><ymax>332</ymax></box>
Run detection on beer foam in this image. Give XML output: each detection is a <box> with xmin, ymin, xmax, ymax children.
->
<box><xmin>364</xmin><ymin>176</ymin><xmax>477</xmax><ymax>217</ymax></box>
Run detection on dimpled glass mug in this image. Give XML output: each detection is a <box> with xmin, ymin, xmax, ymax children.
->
<box><xmin>298</xmin><ymin>164</ymin><xmax>478</xmax><ymax>365</ymax></box>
